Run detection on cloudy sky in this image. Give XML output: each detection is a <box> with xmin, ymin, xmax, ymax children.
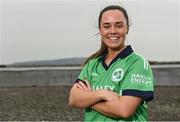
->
<box><xmin>0</xmin><ymin>0</ymin><xmax>180</xmax><ymax>64</ymax></box>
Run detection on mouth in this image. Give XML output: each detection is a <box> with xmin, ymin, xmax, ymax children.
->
<box><xmin>108</xmin><ymin>37</ymin><xmax>120</xmax><ymax>40</ymax></box>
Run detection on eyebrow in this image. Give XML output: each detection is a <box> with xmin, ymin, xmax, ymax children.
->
<box><xmin>102</xmin><ymin>22</ymin><xmax>124</xmax><ymax>25</ymax></box>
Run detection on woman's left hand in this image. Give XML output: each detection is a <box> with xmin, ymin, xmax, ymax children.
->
<box><xmin>77</xmin><ymin>80</ymin><xmax>92</xmax><ymax>92</ymax></box>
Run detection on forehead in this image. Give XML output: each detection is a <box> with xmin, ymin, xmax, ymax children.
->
<box><xmin>101</xmin><ymin>10</ymin><xmax>125</xmax><ymax>23</ymax></box>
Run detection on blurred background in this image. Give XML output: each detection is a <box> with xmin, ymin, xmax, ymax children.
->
<box><xmin>0</xmin><ymin>0</ymin><xmax>180</xmax><ymax>121</ymax></box>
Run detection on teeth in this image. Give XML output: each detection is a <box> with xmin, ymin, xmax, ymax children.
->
<box><xmin>109</xmin><ymin>37</ymin><xmax>118</xmax><ymax>40</ymax></box>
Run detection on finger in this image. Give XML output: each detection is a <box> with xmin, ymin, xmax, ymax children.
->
<box><xmin>78</xmin><ymin>81</ymin><xmax>89</xmax><ymax>91</ymax></box>
<box><xmin>78</xmin><ymin>81</ymin><xmax>88</xmax><ymax>90</ymax></box>
<box><xmin>84</xmin><ymin>79</ymin><xmax>92</xmax><ymax>90</ymax></box>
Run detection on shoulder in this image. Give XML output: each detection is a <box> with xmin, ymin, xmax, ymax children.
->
<box><xmin>83</xmin><ymin>57</ymin><xmax>101</xmax><ymax>68</ymax></box>
<box><xmin>126</xmin><ymin>52</ymin><xmax>150</xmax><ymax>70</ymax></box>
<box><xmin>87</xmin><ymin>57</ymin><xmax>100</xmax><ymax>65</ymax></box>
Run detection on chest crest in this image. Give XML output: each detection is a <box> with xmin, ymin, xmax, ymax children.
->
<box><xmin>111</xmin><ymin>68</ymin><xmax>124</xmax><ymax>83</ymax></box>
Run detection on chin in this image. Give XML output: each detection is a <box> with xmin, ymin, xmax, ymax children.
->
<box><xmin>108</xmin><ymin>44</ymin><xmax>125</xmax><ymax>51</ymax></box>
<box><xmin>108</xmin><ymin>46</ymin><xmax>122</xmax><ymax>51</ymax></box>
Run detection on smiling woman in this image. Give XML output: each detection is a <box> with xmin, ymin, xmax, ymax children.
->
<box><xmin>100</xmin><ymin>10</ymin><xmax>127</xmax><ymax>52</ymax></box>
<box><xmin>69</xmin><ymin>5</ymin><xmax>154</xmax><ymax>121</ymax></box>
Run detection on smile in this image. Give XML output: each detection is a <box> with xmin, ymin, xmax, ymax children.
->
<box><xmin>108</xmin><ymin>37</ymin><xmax>120</xmax><ymax>40</ymax></box>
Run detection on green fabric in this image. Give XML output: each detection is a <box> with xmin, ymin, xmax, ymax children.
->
<box><xmin>78</xmin><ymin>52</ymin><xmax>154</xmax><ymax>122</ymax></box>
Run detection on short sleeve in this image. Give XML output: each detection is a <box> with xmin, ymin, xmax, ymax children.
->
<box><xmin>121</xmin><ymin>57</ymin><xmax>154</xmax><ymax>102</ymax></box>
<box><xmin>74</xmin><ymin>62</ymin><xmax>90</xmax><ymax>84</ymax></box>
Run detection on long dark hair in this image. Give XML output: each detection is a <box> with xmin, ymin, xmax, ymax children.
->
<box><xmin>84</xmin><ymin>5</ymin><xmax>129</xmax><ymax>65</ymax></box>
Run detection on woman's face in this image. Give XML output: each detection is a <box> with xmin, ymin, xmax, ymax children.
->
<box><xmin>99</xmin><ymin>10</ymin><xmax>128</xmax><ymax>51</ymax></box>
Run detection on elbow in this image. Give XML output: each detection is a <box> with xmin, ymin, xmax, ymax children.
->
<box><xmin>69</xmin><ymin>96</ymin><xmax>77</xmax><ymax>107</ymax></box>
<box><xmin>68</xmin><ymin>93</ymin><xmax>75</xmax><ymax>107</ymax></box>
<box><xmin>68</xmin><ymin>98</ymin><xmax>74</xmax><ymax>107</ymax></box>
<box><xmin>113</xmin><ymin>112</ymin><xmax>132</xmax><ymax>119</ymax></box>
<box><xmin>116</xmin><ymin>109</ymin><xmax>134</xmax><ymax>119</ymax></box>
<box><xmin>119</xmin><ymin>112</ymin><xmax>132</xmax><ymax>119</ymax></box>
<box><xmin>68</xmin><ymin>90</ymin><xmax>77</xmax><ymax>107</ymax></box>
<box><xmin>69</xmin><ymin>97</ymin><xmax>86</xmax><ymax>109</ymax></box>
<box><xmin>69</xmin><ymin>101</ymin><xmax>86</xmax><ymax>109</ymax></box>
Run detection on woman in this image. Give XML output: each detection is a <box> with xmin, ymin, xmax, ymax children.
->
<box><xmin>69</xmin><ymin>5</ymin><xmax>154</xmax><ymax>121</ymax></box>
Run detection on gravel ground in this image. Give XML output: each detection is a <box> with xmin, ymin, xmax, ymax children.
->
<box><xmin>0</xmin><ymin>85</ymin><xmax>179</xmax><ymax>121</ymax></box>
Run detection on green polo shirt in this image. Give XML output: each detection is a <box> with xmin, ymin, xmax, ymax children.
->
<box><xmin>76</xmin><ymin>45</ymin><xmax>154</xmax><ymax>121</ymax></box>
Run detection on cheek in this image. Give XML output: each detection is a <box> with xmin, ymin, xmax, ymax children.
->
<box><xmin>99</xmin><ymin>29</ymin><xmax>108</xmax><ymax>36</ymax></box>
<box><xmin>122</xmin><ymin>27</ymin><xmax>128</xmax><ymax>34</ymax></box>
<box><xmin>119</xmin><ymin>29</ymin><xmax>127</xmax><ymax>36</ymax></box>
<box><xmin>100</xmin><ymin>28</ymin><xmax>127</xmax><ymax>37</ymax></box>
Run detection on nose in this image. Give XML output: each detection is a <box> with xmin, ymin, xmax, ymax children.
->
<box><xmin>109</xmin><ymin>26</ymin><xmax>117</xmax><ymax>34</ymax></box>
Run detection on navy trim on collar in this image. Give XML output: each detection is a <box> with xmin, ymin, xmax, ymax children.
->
<box><xmin>117</xmin><ymin>45</ymin><xmax>134</xmax><ymax>58</ymax></box>
<box><xmin>100</xmin><ymin>45</ymin><xmax>134</xmax><ymax>70</ymax></box>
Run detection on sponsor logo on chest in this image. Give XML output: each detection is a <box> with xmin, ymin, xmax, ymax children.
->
<box><xmin>92</xmin><ymin>85</ymin><xmax>115</xmax><ymax>91</ymax></box>
<box><xmin>131</xmin><ymin>73</ymin><xmax>152</xmax><ymax>85</ymax></box>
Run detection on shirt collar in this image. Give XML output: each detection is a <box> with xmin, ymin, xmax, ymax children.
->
<box><xmin>99</xmin><ymin>45</ymin><xmax>134</xmax><ymax>62</ymax></box>
<box><xmin>117</xmin><ymin>45</ymin><xmax>134</xmax><ymax>58</ymax></box>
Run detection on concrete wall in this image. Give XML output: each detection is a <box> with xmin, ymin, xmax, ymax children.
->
<box><xmin>0</xmin><ymin>68</ymin><xmax>80</xmax><ymax>86</ymax></box>
<box><xmin>0</xmin><ymin>66</ymin><xmax>180</xmax><ymax>86</ymax></box>
<box><xmin>152</xmin><ymin>67</ymin><xmax>180</xmax><ymax>86</ymax></box>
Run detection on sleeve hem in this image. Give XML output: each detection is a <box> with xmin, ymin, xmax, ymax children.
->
<box><xmin>122</xmin><ymin>89</ymin><xmax>154</xmax><ymax>102</ymax></box>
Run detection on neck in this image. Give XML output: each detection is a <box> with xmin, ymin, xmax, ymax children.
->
<box><xmin>107</xmin><ymin>46</ymin><xmax>126</xmax><ymax>59</ymax></box>
<box><xmin>104</xmin><ymin>46</ymin><xmax>126</xmax><ymax>66</ymax></box>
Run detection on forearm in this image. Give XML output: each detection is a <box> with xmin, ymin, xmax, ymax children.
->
<box><xmin>69</xmin><ymin>87</ymin><xmax>103</xmax><ymax>108</ymax></box>
<box><xmin>92</xmin><ymin>96</ymin><xmax>142</xmax><ymax>119</ymax></box>
<box><xmin>92</xmin><ymin>100</ymin><xmax>122</xmax><ymax>118</ymax></box>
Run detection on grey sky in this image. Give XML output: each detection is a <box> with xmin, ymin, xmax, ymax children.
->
<box><xmin>0</xmin><ymin>0</ymin><xmax>180</xmax><ymax>64</ymax></box>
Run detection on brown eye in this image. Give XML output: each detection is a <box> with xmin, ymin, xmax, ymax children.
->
<box><xmin>116</xmin><ymin>24</ymin><xmax>123</xmax><ymax>28</ymax></box>
<box><xmin>104</xmin><ymin>25</ymin><xmax>110</xmax><ymax>29</ymax></box>
<box><xmin>102</xmin><ymin>23</ymin><xmax>110</xmax><ymax>29</ymax></box>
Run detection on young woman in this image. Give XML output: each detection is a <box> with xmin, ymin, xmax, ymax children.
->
<box><xmin>69</xmin><ymin>5</ymin><xmax>154</xmax><ymax>121</ymax></box>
